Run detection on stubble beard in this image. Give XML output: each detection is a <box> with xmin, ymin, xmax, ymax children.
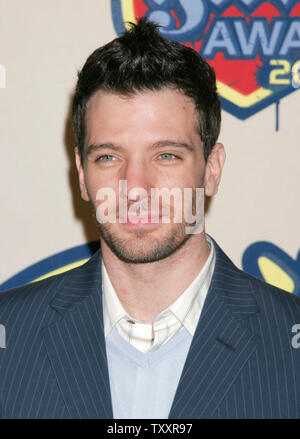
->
<box><xmin>97</xmin><ymin>220</ymin><xmax>192</xmax><ymax>264</ymax></box>
<box><xmin>89</xmin><ymin>183</ymin><xmax>203</xmax><ymax>264</ymax></box>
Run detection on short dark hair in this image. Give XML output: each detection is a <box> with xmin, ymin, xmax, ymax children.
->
<box><xmin>72</xmin><ymin>17</ymin><xmax>221</xmax><ymax>162</ymax></box>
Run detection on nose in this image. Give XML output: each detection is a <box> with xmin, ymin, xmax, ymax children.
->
<box><xmin>120</xmin><ymin>157</ymin><xmax>151</xmax><ymax>202</ymax></box>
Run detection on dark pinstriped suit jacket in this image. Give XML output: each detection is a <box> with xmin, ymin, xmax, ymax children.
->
<box><xmin>1</xmin><ymin>238</ymin><xmax>300</xmax><ymax>419</ymax></box>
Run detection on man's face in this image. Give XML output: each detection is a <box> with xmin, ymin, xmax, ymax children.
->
<box><xmin>76</xmin><ymin>87</ymin><xmax>224</xmax><ymax>263</ymax></box>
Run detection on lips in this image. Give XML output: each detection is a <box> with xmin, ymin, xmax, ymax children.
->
<box><xmin>126</xmin><ymin>215</ymin><xmax>160</xmax><ymax>224</ymax></box>
<box><xmin>118</xmin><ymin>215</ymin><xmax>161</xmax><ymax>225</ymax></box>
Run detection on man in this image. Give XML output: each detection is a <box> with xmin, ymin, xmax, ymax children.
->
<box><xmin>0</xmin><ymin>18</ymin><xmax>300</xmax><ymax>419</ymax></box>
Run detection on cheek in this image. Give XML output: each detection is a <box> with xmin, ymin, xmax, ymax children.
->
<box><xmin>86</xmin><ymin>172</ymin><xmax>121</xmax><ymax>204</ymax></box>
<box><xmin>168</xmin><ymin>172</ymin><xmax>200</xmax><ymax>190</ymax></box>
<box><xmin>84</xmin><ymin>166</ymin><xmax>109</xmax><ymax>189</ymax></box>
<box><xmin>153</xmin><ymin>173</ymin><xmax>199</xmax><ymax>196</ymax></box>
<box><xmin>84</xmin><ymin>174</ymin><xmax>99</xmax><ymax>197</ymax></box>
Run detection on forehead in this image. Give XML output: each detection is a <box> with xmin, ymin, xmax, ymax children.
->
<box><xmin>85</xmin><ymin>87</ymin><xmax>199</xmax><ymax>143</ymax></box>
<box><xmin>86</xmin><ymin>86</ymin><xmax>196</xmax><ymax>111</ymax></box>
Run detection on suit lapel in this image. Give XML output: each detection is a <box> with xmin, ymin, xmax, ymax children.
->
<box><xmin>169</xmin><ymin>240</ymin><xmax>260</xmax><ymax>419</ymax></box>
<box><xmin>42</xmin><ymin>249</ymin><xmax>113</xmax><ymax>419</ymax></box>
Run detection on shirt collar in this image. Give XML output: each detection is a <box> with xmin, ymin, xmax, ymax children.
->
<box><xmin>102</xmin><ymin>265</ymin><xmax>128</xmax><ymax>334</ymax></box>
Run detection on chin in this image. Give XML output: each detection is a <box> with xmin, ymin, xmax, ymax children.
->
<box><xmin>99</xmin><ymin>223</ymin><xmax>191</xmax><ymax>264</ymax></box>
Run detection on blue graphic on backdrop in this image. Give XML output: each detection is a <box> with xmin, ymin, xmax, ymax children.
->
<box><xmin>0</xmin><ymin>242</ymin><xmax>100</xmax><ymax>292</ymax></box>
<box><xmin>242</xmin><ymin>241</ymin><xmax>300</xmax><ymax>296</ymax></box>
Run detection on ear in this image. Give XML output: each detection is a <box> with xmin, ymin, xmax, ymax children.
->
<box><xmin>75</xmin><ymin>147</ymin><xmax>90</xmax><ymax>201</ymax></box>
<box><xmin>204</xmin><ymin>143</ymin><xmax>226</xmax><ymax>197</ymax></box>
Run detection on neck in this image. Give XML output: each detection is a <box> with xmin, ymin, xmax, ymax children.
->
<box><xmin>101</xmin><ymin>232</ymin><xmax>210</xmax><ymax>321</ymax></box>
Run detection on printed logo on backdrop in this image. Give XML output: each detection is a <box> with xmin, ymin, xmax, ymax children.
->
<box><xmin>242</xmin><ymin>241</ymin><xmax>300</xmax><ymax>296</ymax></box>
<box><xmin>1</xmin><ymin>240</ymin><xmax>299</xmax><ymax>297</ymax></box>
<box><xmin>0</xmin><ymin>242</ymin><xmax>100</xmax><ymax>292</ymax></box>
<box><xmin>111</xmin><ymin>0</ymin><xmax>300</xmax><ymax>120</ymax></box>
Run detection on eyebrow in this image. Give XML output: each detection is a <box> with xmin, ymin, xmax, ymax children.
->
<box><xmin>151</xmin><ymin>140</ymin><xmax>195</xmax><ymax>152</ymax></box>
<box><xmin>86</xmin><ymin>140</ymin><xmax>195</xmax><ymax>156</ymax></box>
<box><xmin>86</xmin><ymin>143</ymin><xmax>121</xmax><ymax>156</ymax></box>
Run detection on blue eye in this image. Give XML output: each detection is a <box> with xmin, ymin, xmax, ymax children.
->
<box><xmin>96</xmin><ymin>155</ymin><xmax>115</xmax><ymax>162</ymax></box>
<box><xmin>160</xmin><ymin>153</ymin><xmax>177</xmax><ymax>160</ymax></box>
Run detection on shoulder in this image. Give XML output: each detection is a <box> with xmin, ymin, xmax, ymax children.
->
<box><xmin>237</xmin><ymin>266</ymin><xmax>300</xmax><ymax>319</ymax></box>
<box><xmin>0</xmin><ymin>248</ymin><xmax>102</xmax><ymax>303</ymax></box>
<box><xmin>0</xmin><ymin>268</ymin><xmax>72</xmax><ymax>306</ymax></box>
<box><xmin>210</xmin><ymin>236</ymin><xmax>300</xmax><ymax>318</ymax></box>
<box><xmin>242</xmin><ymin>267</ymin><xmax>300</xmax><ymax>305</ymax></box>
<box><xmin>0</xmin><ymin>250</ymin><xmax>103</xmax><ymax>356</ymax></box>
<box><xmin>0</xmin><ymin>248</ymin><xmax>101</xmax><ymax>320</ymax></box>
<box><xmin>0</xmin><ymin>269</ymin><xmax>72</xmax><ymax>331</ymax></box>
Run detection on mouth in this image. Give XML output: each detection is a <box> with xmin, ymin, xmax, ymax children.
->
<box><xmin>119</xmin><ymin>215</ymin><xmax>161</xmax><ymax>228</ymax></box>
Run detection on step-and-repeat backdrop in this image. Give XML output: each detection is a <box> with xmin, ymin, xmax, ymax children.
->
<box><xmin>1</xmin><ymin>0</ymin><xmax>299</xmax><ymax>295</ymax></box>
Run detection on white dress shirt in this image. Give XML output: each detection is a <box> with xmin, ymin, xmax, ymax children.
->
<box><xmin>102</xmin><ymin>235</ymin><xmax>216</xmax><ymax>353</ymax></box>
